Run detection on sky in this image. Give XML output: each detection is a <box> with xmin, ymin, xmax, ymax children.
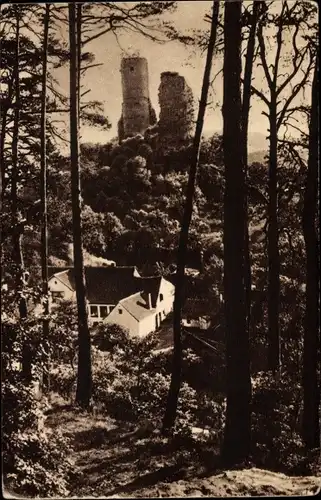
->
<box><xmin>52</xmin><ymin>0</ymin><xmax>313</xmax><ymax>153</ymax></box>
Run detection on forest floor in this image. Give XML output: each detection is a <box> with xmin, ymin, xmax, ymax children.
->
<box><xmin>46</xmin><ymin>399</ymin><xmax>321</xmax><ymax>498</ymax></box>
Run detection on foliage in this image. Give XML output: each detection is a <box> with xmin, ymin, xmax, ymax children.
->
<box><xmin>89</xmin><ymin>325</ymin><xmax>226</xmax><ymax>435</ymax></box>
<box><xmin>3</xmin><ymin>379</ymin><xmax>73</xmax><ymax>498</ymax></box>
<box><xmin>49</xmin><ymin>300</ymin><xmax>78</xmax><ymax>365</ymax></box>
<box><xmin>251</xmin><ymin>372</ymin><xmax>307</xmax><ymax>473</ymax></box>
<box><xmin>2</xmin><ymin>302</ymin><xmax>74</xmax><ymax>497</ymax></box>
<box><xmin>92</xmin><ymin>322</ymin><xmax>130</xmax><ymax>353</ymax></box>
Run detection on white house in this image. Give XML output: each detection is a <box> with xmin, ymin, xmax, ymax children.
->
<box><xmin>104</xmin><ymin>276</ymin><xmax>175</xmax><ymax>337</ymax></box>
<box><xmin>47</xmin><ymin>266</ymin><xmax>175</xmax><ymax>336</ymax></box>
<box><xmin>48</xmin><ymin>268</ymin><xmax>76</xmax><ymax>304</ymax></box>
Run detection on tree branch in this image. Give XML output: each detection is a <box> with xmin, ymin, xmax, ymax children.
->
<box><xmin>257</xmin><ymin>21</ymin><xmax>273</xmax><ymax>89</ymax></box>
<box><xmin>276</xmin><ymin>54</ymin><xmax>314</xmax><ymax>131</ymax></box>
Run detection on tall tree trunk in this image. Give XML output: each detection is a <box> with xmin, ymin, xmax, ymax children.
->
<box><xmin>241</xmin><ymin>1</ymin><xmax>261</xmax><ymax>338</ymax></box>
<box><xmin>11</xmin><ymin>8</ymin><xmax>31</xmax><ymax>381</ymax></box>
<box><xmin>40</xmin><ymin>4</ymin><xmax>50</xmax><ymax>391</ymax></box>
<box><xmin>267</xmin><ymin>93</ymin><xmax>281</xmax><ymax>375</ymax></box>
<box><xmin>0</xmin><ymin>106</ymin><xmax>8</xmax><ymax>210</ymax></box>
<box><xmin>77</xmin><ymin>4</ymin><xmax>82</xmax><ymax>121</ymax></box>
<box><xmin>69</xmin><ymin>3</ymin><xmax>92</xmax><ymax>408</ymax></box>
<box><xmin>302</xmin><ymin>54</ymin><xmax>320</xmax><ymax>450</ymax></box>
<box><xmin>0</xmin><ymin>81</ymin><xmax>13</xmax><ymax>204</ymax></box>
<box><xmin>221</xmin><ymin>0</ymin><xmax>252</xmax><ymax>465</ymax></box>
<box><xmin>162</xmin><ymin>0</ymin><xmax>219</xmax><ymax>435</ymax></box>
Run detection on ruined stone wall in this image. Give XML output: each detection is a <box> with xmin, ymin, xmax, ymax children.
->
<box><xmin>158</xmin><ymin>72</ymin><xmax>195</xmax><ymax>146</ymax></box>
<box><xmin>120</xmin><ymin>57</ymin><xmax>156</xmax><ymax>139</ymax></box>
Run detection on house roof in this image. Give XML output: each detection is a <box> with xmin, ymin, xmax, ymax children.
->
<box><xmin>48</xmin><ymin>266</ymin><xmax>71</xmax><ymax>279</ymax></box>
<box><xmin>54</xmin><ymin>269</ymin><xmax>75</xmax><ymax>291</ymax></box>
<box><xmin>48</xmin><ymin>267</ymin><xmax>168</xmax><ymax>308</ymax></box>
<box><xmin>119</xmin><ymin>292</ymin><xmax>156</xmax><ymax>321</ymax></box>
<box><xmin>49</xmin><ymin>266</ymin><xmax>141</xmax><ymax>304</ymax></box>
<box><xmin>135</xmin><ymin>276</ymin><xmax>162</xmax><ymax>308</ymax></box>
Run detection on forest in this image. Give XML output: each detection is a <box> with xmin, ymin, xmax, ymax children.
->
<box><xmin>1</xmin><ymin>1</ymin><xmax>320</xmax><ymax>497</ymax></box>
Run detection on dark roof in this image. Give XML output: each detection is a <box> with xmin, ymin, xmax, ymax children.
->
<box><xmin>49</xmin><ymin>267</ymin><xmax>164</xmax><ymax>306</ymax></box>
<box><xmin>48</xmin><ymin>266</ymin><xmax>71</xmax><ymax>279</ymax></box>
<box><xmin>136</xmin><ymin>276</ymin><xmax>162</xmax><ymax>308</ymax></box>
<box><xmin>49</xmin><ymin>266</ymin><xmax>140</xmax><ymax>304</ymax></box>
<box><xmin>85</xmin><ymin>267</ymin><xmax>141</xmax><ymax>303</ymax></box>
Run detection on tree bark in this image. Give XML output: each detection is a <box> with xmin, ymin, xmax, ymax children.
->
<box><xmin>302</xmin><ymin>54</ymin><xmax>320</xmax><ymax>450</ymax></box>
<box><xmin>11</xmin><ymin>8</ymin><xmax>31</xmax><ymax>382</ymax></box>
<box><xmin>40</xmin><ymin>4</ymin><xmax>50</xmax><ymax>391</ymax></box>
<box><xmin>161</xmin><ymin>0</ymin><xmax>219</xmax><ymax>435</ymax></box>
<box><xmin>77</xmin><ymin>4</ymin><xmax>82</xmax><ymax>121</ymax></box>
<box><xmin>241</xmin><ymin>1</ymin><xmax>261</xmax><ymax>338</ymax></box>
<box><xmin>221</xmin><ymin>0</ymin><xmax>252</xmax><ymax>465</ymax></box>
<box><xmin>0</xmin><ymin>74</ymin><xmax>14</xmax><ymax>205</ymax></box>
<box><xmin>69</xmin><ymin>3</ymin><xmax>92</xmax><ymax>408</ymax></box>
<box><xmin>267</xmin><ymin>93</ymin><xmax>281</xmax><ymax>375</ymax></box>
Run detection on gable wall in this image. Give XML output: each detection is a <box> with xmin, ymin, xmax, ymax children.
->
<box><xmin>138</xmin><ymin>313</ymin><xmax>157</xmax><ymax>337</ymax></box>
<box><xmin>155</xmin><ymin>278</ymin><xmax>175</xmax><ymax>316</ymax></box>
<box><xmin>104</xmin><ymin>303</ymin><xmax>140</xmax><ymax>336</ymax></box>
<box><xmin>48</xmin><ymin>276</ymin><xmax>75</xmax><ymax>303</ymax></box>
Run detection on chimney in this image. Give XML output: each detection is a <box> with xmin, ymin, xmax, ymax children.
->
<box><xmin>147</xmin><ymin>293</ymin><xmax>152</xmax><ymax>309</ymax></box>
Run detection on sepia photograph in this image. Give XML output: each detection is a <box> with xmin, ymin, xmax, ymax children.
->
<box><xmin>1</xmin><ymin>0</ymin><xmax>320</xmax><ymax>497</ymax></box>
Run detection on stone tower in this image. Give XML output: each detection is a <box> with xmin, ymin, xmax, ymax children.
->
<box><xmin>118</xmin><ymin>57</ymin><xmax>156</xmax><ymax>141</ymax></box>
<box><xmin>158</xmin><ymin>71</ymin><xmax>195</xmax><ymax>146</ymax></box>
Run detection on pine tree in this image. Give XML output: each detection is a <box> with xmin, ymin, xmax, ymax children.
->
<box><xmin>221</xmin><ymin>0</ymin><xmax>251</xmax><ymax>465</ymax></box>
<box><xmin>302</xmin><ymin>51</ymin><xmax>320</xmax><ymax>450</ymax></box>
<box><xmin>162</xmin><ymin>0</ymin><xmax>219</xmax><ymax>434</ymax></box>
<box><xmin>69</xmin><ymin>3</ymin><xmax>92</xmax><ymax>408</ymax></box>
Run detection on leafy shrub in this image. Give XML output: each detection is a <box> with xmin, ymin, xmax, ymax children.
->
<box><xmin>49</xmin><ymin>300</ymin><xmax>78</xmax><ymax>365</ymax></box>
<box><xmin>3</xmin><ymin>378</ymin><xmax>73</xmax><ymax>497</ymax></box>
<box><xmin>50</xmin><ymin>363</ymin><xmax>77</xmax><ymax>401</ymax></box>
<box><xmin>2</xmin><ymin>296</ymin><xmax>74</xmax><ymax>497</ymax></box>
<box><xmin>91</xmin><ymin>331</ymin><xmax>226</xmax><ymax>438</ymax></box>
<box><xmin>92</xmin><ymin>323</ymin><xmax>130</xmax><ymax>353</ymax></box>
<box><xmin>251</xmin><ymin>371</ymin><xmax>306</xmax><ymax>473</ymax></box>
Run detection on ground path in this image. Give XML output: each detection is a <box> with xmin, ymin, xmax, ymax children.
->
<box><xmin>46</xmin><ymin>402</ymin><xmax>321</xmax><ymax>498</ymax></box>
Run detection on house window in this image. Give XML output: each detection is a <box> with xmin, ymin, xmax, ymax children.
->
<box><xmin>51</xmin><ymin>291</ymin><xmax>64</xmax><ymax>303</ymax></box>
<box><xmin>118</xmin><ymin>309</ymin><xmax>123</xmax><ymax>314</ymax></box>
<box><xmin>100</xmin><ymin>306</ymin><xmax>108</xmax><ymax>318</ymax></box>
<box><xmin>109</xmin><ymin>305</ymin><xmax>115</xmax><ymax>313</ymax></box>
<box><xmin>186</xmin><ymin>318</ymin><xmax>191</xmax><ymax>325</ymax></box>
<box><xmin>160</xmin><ymin>293</ymin><xmax>164</xmax><ymax>302</ymax></box>
<box><xmin>90</xmin><ymin>305</ymin><xmax>98</xmax><ymax>317</ymax></box>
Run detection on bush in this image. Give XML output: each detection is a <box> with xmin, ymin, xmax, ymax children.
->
<box><xmin>3</xmin><ymin>378</ymin><xmax>73</xmax><ymax>497</ymax></box>
<box><xmin>92</xmin><ymin>323</ymin><xmax>130</xmax><ymax>353</ymax></box>
<box><xmin>91</xmin><ymin>333</ymin><xmax>226</xmax><ymax>438</ymax></box>
<box><xmin>2</xmin><ymin>303</ymin><xmax>74</xmax><ymax>497</ymax></box>
<box><xmin>50</xmin><ymin>363</ymin><xmax>77</xmax><ymax>401</ymax></box>
<box><xmin>251</xmin><ymin>371</ymin><xmax>306</xmax><ymax>473</ymax></box>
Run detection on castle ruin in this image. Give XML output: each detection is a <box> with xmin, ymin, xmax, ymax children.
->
<box><xmin>118</xmin><ymin>57</ymin><xmax>156</xmax><ymax>141</ymax></box>
<box><xmin>118</xmin><ymin>57</ymin><xmax>195</xmax><ymax>145</ymax></box>
<box><xmin>158</xmin><ymin>71</ymin><xmax>195</xmax><ymax>147</ymax></box>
